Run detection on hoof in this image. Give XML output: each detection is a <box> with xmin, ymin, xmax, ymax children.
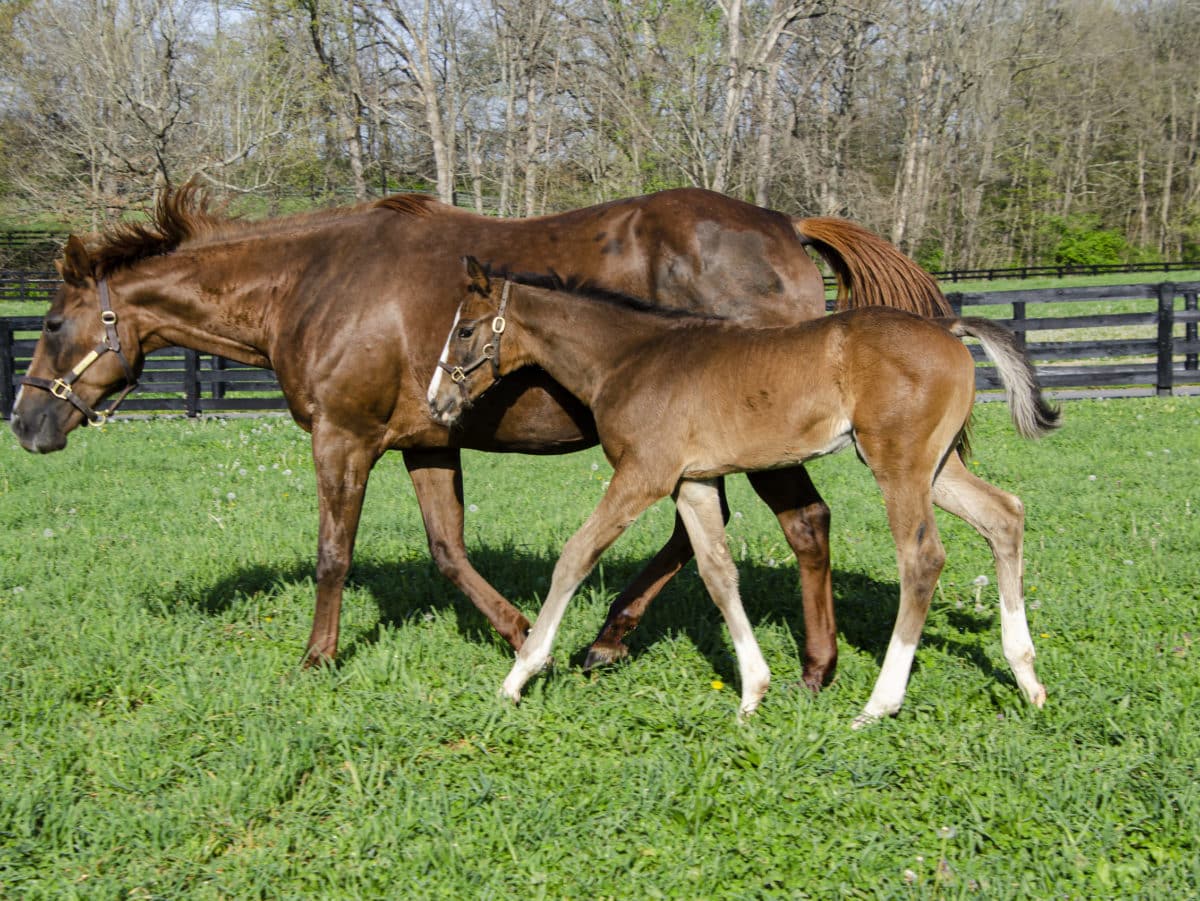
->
<box><xmin>1029</xmin><ymin>684</ymin><xmax>1047</xmax><ymax>708</ymax></box>
<box><xmin>582</xmin><ymin>641</ymin><xmax>630</xmax><ymax>672</ymax></box>
<box><xmin>800</xmin><ymin>659</ymin><xmax>836</xmax><ymax>693</ymax></box>
<box><xmin>850</xmin><ymin>712</ymin><xmax>878</xmax><ymax>731</ymax></box>
<box><xmin>509</xmin><ymin>620</ymin><xmax>533</xmax><ymax>652</ymax></box>
<box><xmin>300</xmin><ymin>648</ymin><xmax>335</xmax><ymax>669</ymax></box>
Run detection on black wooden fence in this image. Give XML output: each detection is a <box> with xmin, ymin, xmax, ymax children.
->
<box><xmin>2</xmin><ymin>280</ymin><xmax>1198</xmax><ymax>420</ymax></box>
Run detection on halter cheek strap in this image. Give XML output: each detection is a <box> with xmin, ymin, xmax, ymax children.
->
<box><xmin>20</xmin><ymin>278</ymin><xmax>139</xmax><ymax>425</ymax></box>
<box><xmin>438</xmin><ymin>280</ymin><xmax>511</xmax><ymax>385</ymax></box>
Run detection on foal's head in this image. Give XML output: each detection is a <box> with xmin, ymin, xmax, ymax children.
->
<box><xmin>427</xmin><ymin>257</ymin><xmax>511</xmax><ymax>427</ymax></box>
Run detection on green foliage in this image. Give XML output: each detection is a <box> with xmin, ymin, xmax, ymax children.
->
<box><xmin>1</xmin><ymin>399</ymin><xmax>1198</xmax><ymax>895</ymax></box>
<box><xmin>1049</xmin><ymin>215</ymin><xmax>1132</xmax><ymax>267</ymax></box>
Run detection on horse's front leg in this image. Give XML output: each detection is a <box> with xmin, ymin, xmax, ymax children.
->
<box><xmin>302</xmin><ymin>425</ymin><xmax>381</xmax><ymax>667</ymax></box>
<box><xmin>745</xmin><ymin>466</ymin><xmax>836</xmax><ymax>692</ymax></box>
<box><xmin>403</xmin><ymin>449</ymin><xmax>531</xmax><ymax>649</ymax></box>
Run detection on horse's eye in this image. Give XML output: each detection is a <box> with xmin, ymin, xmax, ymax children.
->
<box><xmin>457</xmin><ymin>325</ymin><xmax>475</xmax><ymax>340</ymax></box>
<box><xmin>43</xmin><ymin>317</ymin><xmax>64</xmax><ymax>335</ymax></box>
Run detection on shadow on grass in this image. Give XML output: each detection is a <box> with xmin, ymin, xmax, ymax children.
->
<box><xmin>185</xmin><ymin>545</ymin><xmax>1013</xmax><ymax>691</ymax></box>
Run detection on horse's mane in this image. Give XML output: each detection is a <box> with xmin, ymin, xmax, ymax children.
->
<box><xmin>490</xmin><ymin>266</ymin><xmax>728</xmax><ymax>323</ymax></box>
<box><xmin>86</xmin><ymin>183</ymin><xmax>447</xmax><ymax>276</ymax></box>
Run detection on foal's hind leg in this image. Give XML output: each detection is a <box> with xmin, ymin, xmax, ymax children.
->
<box><xmin>932</xmin><ymin>454</ymin><xmax>1046</xmax><ymax>708</ymax></box>
<box><xmin>503</xmin><ymin>467</ymin><xmax>664</xmax><ymax>702</ymax></box>
<box><xmin>854</xmin><ymin>478</ymin><xmax>947</xmax><ymax>729</ymax></box>
<box><xmin>674</xmin><ymin>479</ymin><xmax>771</xmax><ymax>718</ymax></box>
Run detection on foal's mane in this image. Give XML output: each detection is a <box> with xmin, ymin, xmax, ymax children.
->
<box><xmin>494</xmin><ymin>267</ymin><xmax>728</xmax><ymax>323</ymax></box>
<box><xmin>87</xmin><ymin>183</ymin><xmax>447</xmax><ymax>276</ymax></box>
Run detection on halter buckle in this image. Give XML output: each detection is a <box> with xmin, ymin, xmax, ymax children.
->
<box><xmin>50</xmin><ymin>378</ymin><xmax>73</xmax><ymax>400</ymax></box>
<box><xmin>450</xmin><ymin>367</ymin><xmax>466</xmax><ymax>383</ymax></box>
<box><xmin>492</xmin><ymin>316</ymin><xmax>506</xmax><ymax>335</ymax></box>
<box><xmin>100</xmin><ymin>310</ymin><xmax>118</xmax><ymax>326</ymax></box>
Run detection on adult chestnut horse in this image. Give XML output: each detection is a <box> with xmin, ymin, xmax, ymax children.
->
<box><xmin>10</xmin><ymin>184</ymin><xmax>948</xmax><ymax>682</ymax></box>
<box><xmin>429</xmin><ymin>262</ymin><xmax>1058</xmax><ymax>724</ymax></box>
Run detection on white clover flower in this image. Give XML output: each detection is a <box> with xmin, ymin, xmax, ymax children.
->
<box><xmin>972</xmin><ymin>575</ymin><xmax>989</xmax><ymax>587</ymax></box>
<box><xmin>227</xmin><ymin>492</ymin><xmax>237</xmax><ymax>501</ymax></box>
<box><xmin>468</xmin><ymin>504</ymin><xmax>479</xmax><ymax>513</ymax></box>
<box><xmin>42</xmin><ymin>528</ymin><xmax>54</xmax><ymax>539</ymax></box>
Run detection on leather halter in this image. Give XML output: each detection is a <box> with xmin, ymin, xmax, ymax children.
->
<box><xmin>20</xmin><ymin>278</ymin><xmax>139</xmax><ymax>425</ymax></box>
<box><xmin>438</xmin><ymin>280</ymin><xmax>511</xmax><ymax>386</ymax></box>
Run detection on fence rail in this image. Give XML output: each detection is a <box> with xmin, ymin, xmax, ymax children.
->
<box><xmin>2</xmin><ymin>281</ymin><xmax>1199</xmax><ymax>419</ymax></box>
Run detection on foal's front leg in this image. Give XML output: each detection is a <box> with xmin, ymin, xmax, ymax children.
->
<box><xmin>674</xmin><ymin>479</ymin><xmax>771</xmax><ymax>718</ymax></box>
<box><xmin>503</xmin><ymin>469</ymin><xmax>663</xmax><ymax>702</ymax></box>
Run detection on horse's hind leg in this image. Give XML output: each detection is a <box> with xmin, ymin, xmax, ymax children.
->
<box><xmin>503</xmin><ymin>467</ymin><xmax>664</xmax><ymax>702</ymax></box>
<box><xmin>675</xmin><ymin>479</ymin><xmax>771</xmax><ymax>717</ymax></box>
<box><xmin>854</xmin><ymin>477</ymin><xmax>946</xmax><ymax>728</ymax></box>
<box><xmin>746</xmin><ymin>467</ymin><xmax>835</xmax><ymax>692</ymax></box>
<box><xmin>404</xmin><ymin>449</ymin><xmax>532</xmax><ymax>649</ymax></box>
<box><xmin>932</xmin><ymin>454</ymin><xmax>1046</xmax><ymax>708</ymax></box>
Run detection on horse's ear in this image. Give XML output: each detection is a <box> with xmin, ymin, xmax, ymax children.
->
<box><xmin>59</xmin><ymin>235</ymin><xmax>94</xmax><ymax>287</ymax></box>
<box><xmin>463</xmin><ymin>255</ymin><xmax>489</xmax><ymax>293</ymax></box>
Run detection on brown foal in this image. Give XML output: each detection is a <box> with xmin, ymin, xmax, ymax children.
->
<box><xmin>430</xmin><ymin>261</ymin><xmax>1060</xmax><ymax>725</ymax></box>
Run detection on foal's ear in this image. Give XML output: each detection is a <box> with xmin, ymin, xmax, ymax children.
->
<box><xmin>58</xmin><ymin>235</ymin><xmax>94</xmax><ymax>287</ymax></box>
<box><xmin>463</xmin><ymin>255</ymin><xmax>490</xmax><ymax>294</ymax></box>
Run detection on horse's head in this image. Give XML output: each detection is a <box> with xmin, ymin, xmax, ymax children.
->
<box><xmin>427</xmin><ymin>257</ymin><xmax>512</xmax><ymax>427</ymax></box>
<box><xmin>11</xmin><ymin>236</ymin><xmax>144</xmax><ymax>453</ymax></box>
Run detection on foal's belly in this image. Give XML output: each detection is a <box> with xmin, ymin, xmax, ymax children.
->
<box><xmin>680</xmin><ymin>416</ymin><xmax>854</xmax><ymax>480</ymax></box>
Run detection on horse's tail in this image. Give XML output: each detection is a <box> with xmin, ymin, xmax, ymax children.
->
<box><xmin>792</xmin><ymin>216</ymin><xmax>952</xmax><ymax>317</ymax></box>
<box><xmin>938</xmin><ymin>316</ymin><xmax>1062</xmax><ymax>440</ymax></box>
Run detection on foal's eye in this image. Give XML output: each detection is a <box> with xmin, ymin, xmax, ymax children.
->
<box><xmin>43</xmin><ymin>317</ymin><xmax>64</xmax><ymax>335</ymax></box>
<box><xmin>457</xmin><ymin>325</ymin><xmax>475</xmax><ymax>340</ymax></box>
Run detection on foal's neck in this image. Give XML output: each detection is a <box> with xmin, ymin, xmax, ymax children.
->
<box><xmin>506</xmin><ymin>287</ymin><xmax>683</xmax><ymax>406</ymax></box>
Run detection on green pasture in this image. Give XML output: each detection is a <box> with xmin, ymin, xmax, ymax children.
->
<box><xmin>1</xmin><ymin>398</ymin><xmax>1197</xmax><ymax>898</ymax></box>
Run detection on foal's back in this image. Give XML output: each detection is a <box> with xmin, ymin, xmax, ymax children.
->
<box><xmin>591</xmin><ymin>308</ymin><xmax>976</xmax><ymax>482</ymax></box>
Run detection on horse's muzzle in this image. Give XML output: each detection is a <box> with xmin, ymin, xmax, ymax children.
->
<box><xmin>10</xmin><ymin>401</ymin><xmax>70</xmax><ymax>454</ymax></box>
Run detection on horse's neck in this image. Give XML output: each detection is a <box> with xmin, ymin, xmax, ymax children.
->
<box><xmin>507</xmin><ymin>290</ymin><xmax>669</xmax><ymax>405</ymax></box>
<box><xmin>125</xmin><ymin>253</ymin><xmax>277</xmax><ymax>368</ymax></box>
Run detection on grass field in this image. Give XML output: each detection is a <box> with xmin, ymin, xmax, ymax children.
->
<box><xmin>1</xmin><ymin>397</ymin><xmax>1198</xmax><ymax>898</ymax></box>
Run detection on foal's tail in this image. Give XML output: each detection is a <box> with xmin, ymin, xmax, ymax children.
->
<box><xmin>792</xmin><ymin>217</ymin><xmax>953</xmax><ymax>317</ymax></box>
<box><xmin>939</xmin><ymin>317</ymin><xmax>1062</xmax><ymax>440</ymax></box>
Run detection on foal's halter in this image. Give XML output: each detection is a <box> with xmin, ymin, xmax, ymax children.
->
<box><xmin>438</xmin><ymin>280</ymin><xmax>512</xmax><ymax>386</ymax></box>
<box><xmin>20</xmin><ymin>279</ymin><xmax>139</xmax><ymax>425</ymax></box>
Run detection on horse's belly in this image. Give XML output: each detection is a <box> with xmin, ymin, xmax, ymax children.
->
<box><xmin>451</xmin><ymin>369</ymin><xmax>600</xmax><ymax>454</ymax></box>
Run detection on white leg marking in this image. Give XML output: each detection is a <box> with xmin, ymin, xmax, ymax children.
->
<box><xmin>853</xmin><ymin>633</ymin><xmax>920</xmax><ymax>728</ymax></box>
<box><xmin>674</xmin><ymin>479</ymin><xmax>770</xmax><ymax>719</ymax></box>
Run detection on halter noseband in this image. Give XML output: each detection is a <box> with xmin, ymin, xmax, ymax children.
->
<box><xmin>20</xmin><ymin>278</ymin><xmax>139</xmax><ymax>425</ymax></box>
<box><xmin>438</xmin><ymin>280</ymin><xmax>512</xmax><ymax>386</ymax></box>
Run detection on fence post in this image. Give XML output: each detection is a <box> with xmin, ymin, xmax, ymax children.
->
<box><xmin>1012</xmin><ymin>300</ymin><xmax>1026</xmax><ymax>350</ymax></box>
<box><xmin>1186</xmin><ymin>290</ymin><xmax>1198</xmax><ymax>372</ymax></box>
<box><xmin>212</xmin><ymin>355</ymin><xmax>227</xmax><ymax>400</ymax></box>
<box><xmin>0</xmin><ymin>319</ymin><xmax>13</xmax><ymax>419</ymax></box>
<box><xmin>184</xmin><ymin>349</ymin><xmax>200</xmax><ymax>417</ymax></box>
<box><xmin>1157</xmin><ymin>282</ymin><xmax>1175</xmax><ymax>396</ymax></box>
